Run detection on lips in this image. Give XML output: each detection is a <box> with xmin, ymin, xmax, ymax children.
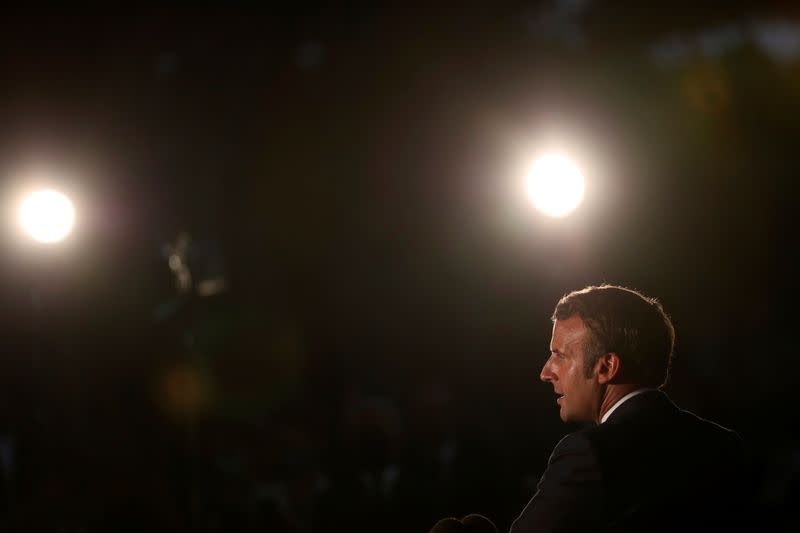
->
<box><xmin>555</xmin><ymin>392</ymin><xmax>565</xmax><ymax>404</ymax></box>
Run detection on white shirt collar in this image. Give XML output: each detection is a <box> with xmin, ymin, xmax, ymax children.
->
<box><xmin>600</xmin><ymin>388</ymin><xmax>650</xmax><ymax>424</ymax></box>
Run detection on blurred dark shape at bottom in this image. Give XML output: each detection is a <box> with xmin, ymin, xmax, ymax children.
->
<box><xmin>429</xmin><ymin>513</ymin><xmax>497</xmax><ymax>533</ymax></box>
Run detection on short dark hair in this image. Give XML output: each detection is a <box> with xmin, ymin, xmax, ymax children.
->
<box><xmin>551</xmin><ymin>284</ymin><xmax>675</xmax><ymax>388</ymax></box>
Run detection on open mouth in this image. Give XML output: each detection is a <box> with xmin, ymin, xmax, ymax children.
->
<box><xmin>555</xmin><ymin>393</ymin><xmax>565</xmax><ymax>404</ymax></box>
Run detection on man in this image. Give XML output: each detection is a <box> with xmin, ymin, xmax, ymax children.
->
<box><xmin>510</xmin><ymin>284</ymin><xmax>750</xmax><ymax>533</ymax></box>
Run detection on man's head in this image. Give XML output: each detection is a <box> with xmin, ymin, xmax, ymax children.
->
<box><xmin>540</xmin><ymin>284</ymin><xmax>675</xmax><ymax>422</ymax></box>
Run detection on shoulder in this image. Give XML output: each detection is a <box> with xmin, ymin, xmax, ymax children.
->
<box><xmin>676</xmin><ymin>407</ymin><xmax>740</xmax><ymax>439</ymax></box>
<box><xmin>511</xmin><ymin>430</ymin><xmax>604</xmax><ymax>533</ymax></box>
<box><xmin>530</xmin><ymin>431</ymin><xmax>603</xmax><ymax>511</ymax></box>
<box><xmin>550</xmin><ymin>429</ymin><xmax>594</xmax><ymax>457</ymax></box>
<box><xmin>544</xmin><ymin>429</ymin><xmax>601</xmax><ymax>479</ymax></box>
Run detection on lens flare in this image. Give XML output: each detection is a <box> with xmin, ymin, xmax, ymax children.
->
<box><xmin>19</xmin><ymin>189</ymin><xmax>75</xmax><ymax>243</ymax></box>
<box><xmin>526</xmin><ymin>154</ymin><xmax>585</xmax><ymax>217</ymax></box>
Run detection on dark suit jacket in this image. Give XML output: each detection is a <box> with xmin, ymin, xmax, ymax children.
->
<box><xmin>510</xmin><ymin>390</ymin><xmax>751</xmax><ymax>533</ymax></box>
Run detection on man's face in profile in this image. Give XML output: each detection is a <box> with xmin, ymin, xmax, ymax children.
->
<box><xmin>540</xmin><ymin>315</ymin><xmax>602</xmax><ymax>423</ymax></box>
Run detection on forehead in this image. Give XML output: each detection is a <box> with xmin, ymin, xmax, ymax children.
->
<box><xmin>550</xmin><ymin>315</ymin><xmax>589</xmax><ymax>351</ymax></box>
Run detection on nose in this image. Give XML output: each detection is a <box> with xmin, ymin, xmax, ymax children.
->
<box><xmin>540</xmin><ymin>357</ymin><xmax>555</xmax><ymax>383</ymax></box>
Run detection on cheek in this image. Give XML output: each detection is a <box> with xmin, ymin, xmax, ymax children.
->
<box><xmin>562</xmin><ymin>363</ymin><xmax>577</xmax><ymax>379</ymax></box>
<box><xmin>564</xmin><ymin>364</ymin><xmax>585</xmax><ymax>387</ymax></box>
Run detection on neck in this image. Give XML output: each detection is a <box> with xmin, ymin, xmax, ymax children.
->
<box><xmin>596</xmin><ymin>384</ymin><xmax>641</xmax><ymax>424</ymax></box>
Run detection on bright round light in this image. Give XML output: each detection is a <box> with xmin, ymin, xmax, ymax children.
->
<box><xmin>19</xmin><ymin>189</ymin><xmax>75</xmax><ymax>243</ymax></box>
<box><xmin>526</xmin><ymin>154</ymin><xmax>585</xmax><ymax>217</ymax></box>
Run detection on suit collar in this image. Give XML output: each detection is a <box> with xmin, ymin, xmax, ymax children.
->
<box><xmin>600</xmin><ymin>388</ymin><xmax>650</xmax><ymax>423</ymax></box>
<box><xmin>604</xmin><ymin>388</ymin><xmax>676</xmax><ymax>423</ymax></box>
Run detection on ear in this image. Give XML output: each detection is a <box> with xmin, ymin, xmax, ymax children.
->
<box><xmin>596</xmin><ymin>352</ymin><xmax>621</xmax><ymax>385</ymax></box>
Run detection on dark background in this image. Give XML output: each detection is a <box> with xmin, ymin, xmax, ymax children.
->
<box><xmin>0</xmin><ymin>4</ymin><xmax>797</xmax><ymax>532</ymax></box>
